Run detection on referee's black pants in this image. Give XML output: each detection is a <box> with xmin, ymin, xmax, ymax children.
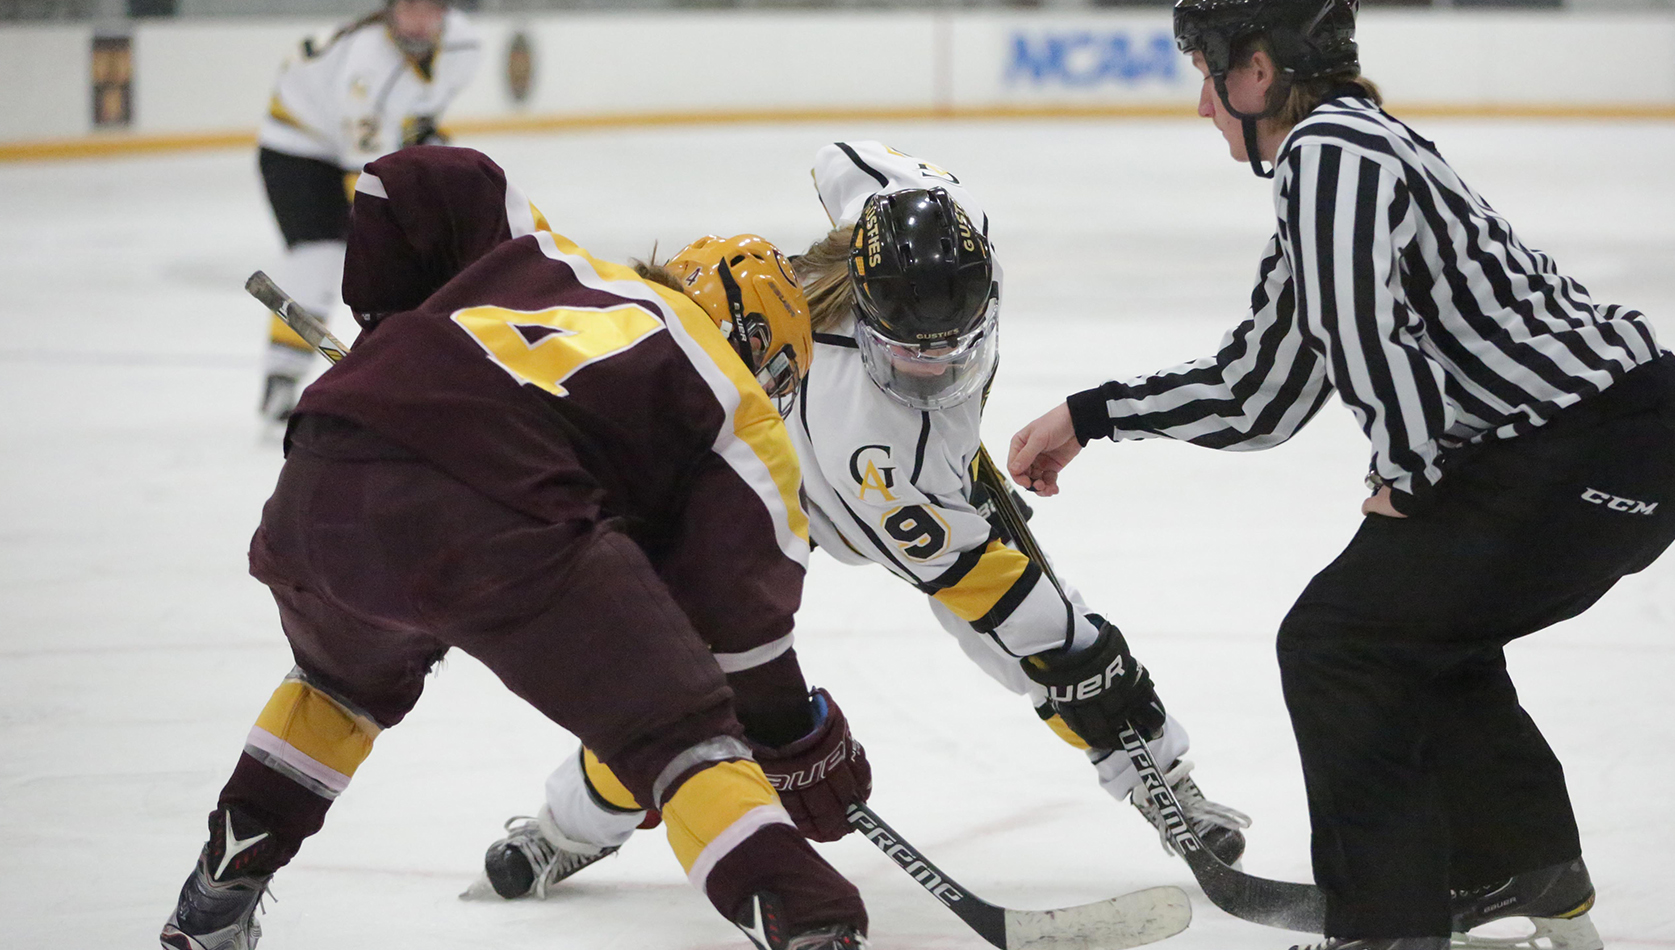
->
<box><xmin>1277</xmin><ymin>354</ymin><xmax>1675</xmax><ymax>938</ymax></box>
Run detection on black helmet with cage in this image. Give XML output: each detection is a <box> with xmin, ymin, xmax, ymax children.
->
<box><xmin>848</xmin><ymin>188</ymin><xmax>999</xmax><ymax>411</ymax></box>
<box><xmin>1174</xmin><ymin>0</ymin><xmax>1361</xmax><ymax>178</ymax></box>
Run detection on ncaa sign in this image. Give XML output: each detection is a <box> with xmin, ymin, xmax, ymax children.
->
<box><xmin>1006</xmin><ymin>29</ymin><xmax>1180</xmax><ymax>88</ymax></box>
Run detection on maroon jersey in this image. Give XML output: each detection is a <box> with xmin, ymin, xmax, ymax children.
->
<box><xmin>296</xmin><ymin>146</ymin><xmax>809</xmax><ymax>660</ymax></box>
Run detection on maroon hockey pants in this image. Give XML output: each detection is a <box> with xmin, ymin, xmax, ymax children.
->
<box><xmin>1277</xmin><ymin>354</ymin><xmax>1675</xmax><ymax>937</ymax></box>
<box><xmin>222</xmin><ymin>415</ymin><xmax>862</xmax><ymax>930</ymax></box>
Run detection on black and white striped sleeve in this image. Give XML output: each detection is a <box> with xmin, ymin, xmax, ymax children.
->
<box><xmin>1066</xmin><ymin>235</ymin><xmax>1332</xmax><ymax>452</ymax></box>
<box><xmin>1280</xmin><ymin>142</ymin><xmax>1450</xmax><ymax>503</ymax></box>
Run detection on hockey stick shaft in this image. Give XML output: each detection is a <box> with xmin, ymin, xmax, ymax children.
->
<box><xmin>847</xmin><ymin>802</ymin><xmax>1191</xmax><ymax>950</ymax></box>
<box><xmin>847</xmin><ymin>802</ymin><xmax>1008</xmax><ymax>946</ymax></box>
<box><xmin>972</xmin><ymin>446</ymin><xmax>1327</xmax><ymax>932</ymax></box>
<box><xmin>246</xmin><ymin>270</ymin><xmax>350</xmax><ymax>364</ymax></box>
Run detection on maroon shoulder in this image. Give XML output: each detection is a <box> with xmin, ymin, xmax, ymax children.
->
<box><xmin>299</xmin><ymin>237</ymin><xmax>730</xmax><ymax>529</ymax></box>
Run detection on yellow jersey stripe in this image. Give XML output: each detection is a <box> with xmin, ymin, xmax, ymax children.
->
<box><xmin>932</xmin><ymin>538</ymin><xmax>1030</xmax><ymax>621</ymax></box>
<box><xmin>532</xmin><ymin>230</ymin><xmax>810</xmax><ymax>565</ymax></box>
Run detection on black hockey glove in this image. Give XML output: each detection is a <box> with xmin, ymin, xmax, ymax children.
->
<box><xmin>745</xmin><ymin>688</ymin><xmax>871</xmax><ymax>842</ymax></box>
<box><xmin>1021</xmin><ymin>618</ymin><xmax>1165</xmax><ymax>750</ymax></box>
<box><xmin>400</xmin><ymin>115</ymin><xmax>449</xmax><ymax>148</ymax></box>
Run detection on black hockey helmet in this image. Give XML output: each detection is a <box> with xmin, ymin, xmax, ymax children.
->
<box><xmin>1175</xmin><ymin>0</ymin><xmax>1359</xmax><ymax>82</ymax></box>
<box><xmin>848</xmin><ymin>188</ymin><xmax>1000</xmax><ymax>410</ymax></box>
<box><xmin>1174</xmin><ymin>0</ymin><xmax>1360</xmax><ymax>177</ymax></box>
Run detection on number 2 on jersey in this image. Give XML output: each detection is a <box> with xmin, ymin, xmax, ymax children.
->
<box><xmin>452</xmin><ymin>304</ymin><xmax>664</xmax><ymax>397</ymax></box>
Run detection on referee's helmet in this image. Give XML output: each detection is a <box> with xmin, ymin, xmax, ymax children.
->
<box><xmin>1173</xmin><ymin>0</ymin><xmax>1360</xmax><ymax>82</ymax></box>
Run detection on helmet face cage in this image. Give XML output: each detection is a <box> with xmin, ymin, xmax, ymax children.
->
<box><xmin>854</xmin><ymin>293</ymin><xmax>999</xmax><ymax>411</ymax></box>
<box><xmin>722</xmin><ymin>265</ymin><xmax>802</xmax><ymax>416</ymax></box>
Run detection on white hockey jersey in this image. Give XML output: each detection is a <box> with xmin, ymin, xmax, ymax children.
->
<box><xmin>794</xmin><ymin>142</ymin><xmax>1101</xmax><ymax>695</ymax></box>
<box><xmin>258</xmin><ymin>10</ymin><xmax>481</xmax><ymax>171</ymax></box>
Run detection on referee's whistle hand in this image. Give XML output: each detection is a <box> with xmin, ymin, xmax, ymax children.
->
<box><xmin>1361</xmin><ymin>486</ymin><xmax>1407</xmax><ymax>518</ymax></box>
<box><xmin>1009</xmin><ymin>403</ymin><xmax>1080</xmax><ymax>497</ymax></box>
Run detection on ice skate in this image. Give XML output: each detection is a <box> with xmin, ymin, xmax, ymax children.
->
<box><xmin>1289</xmin><ymin>939</ymin><xmax>1449</xmax><ymax>950</ymax></box>
<box><xmin>1450</xmin><ymin>859</ymin><xmax>1602</xmax><ymax>950</ymax></box>
<box><xmin>259</xmin><ymin>371</ymin><xmax>300</xmax><ymax>427</ymax></box>
<box><xmin>259</xmin><ymin>337</ymin><xmax>314</xmax><ymax>429</ymax></box>
<box><xmin>733</xmin><ymin>892</ymin><xmax>868</xmax><ymax>950</ymax></box>
<box><xmin>1130</xmin><ymin>758</ymin><xmax>1252</xmax><ymax>866</ymax></box>
<box><xmin>159</xmin><ymin>808</ymin><xmax>278</xmax><ymax>950</ymax></box>
<box><xmin>475</xmin><ymin>812</ymin><xmax>617</xmax><ymax>899</ymax></box>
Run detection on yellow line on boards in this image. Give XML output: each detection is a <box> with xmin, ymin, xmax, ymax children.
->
<box><xmin>5</xmin><ymin>101</ymin><xmax>1674</xmax><ymax>163</ymax></box>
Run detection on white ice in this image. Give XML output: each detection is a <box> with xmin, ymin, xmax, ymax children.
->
<box><xmin>2</xmin><ymin>118</ymin><xmax>1672</xmax><ymax>949</ymax></box>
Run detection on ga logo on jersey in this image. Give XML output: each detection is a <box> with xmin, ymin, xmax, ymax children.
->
<box><xmin>849</xmin><ymin>445</ymin><xmax>897</xmax><ymax>502</ymax></box>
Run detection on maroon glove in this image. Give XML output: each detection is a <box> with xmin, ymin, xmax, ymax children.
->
<box><xmin>747</xmin><ymin>688</ymin><xmax>871</xmax><ymax>842</ymax></box>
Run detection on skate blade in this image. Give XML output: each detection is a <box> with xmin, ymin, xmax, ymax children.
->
<box><xmin>1452</xmin><ymin>913</ymin><xmax>1603</xmax><ymax>950</ymax></box>
<box><xmin>457</xmin><ymin>875</ymin><xmax>508</xmax><ymax>901</ymax></box>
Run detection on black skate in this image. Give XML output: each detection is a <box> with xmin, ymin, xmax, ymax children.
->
<box><xmin>1290</xmin><ymin>939</ymin><xmax>1449</xmax><ymax>950</ymax></box>
<box><xmin>1450</xmin><ymin>859</ymin><xmax>1601</xmax><ymax>950</ymax></box>
<box><xmin>732</xmin><ymin>892</ymin><xmax>868</xmax><ymax>950</ymax></box>
<box><xmin>1130</xmin><ymin>758</ymin><xmax>1251</xmax><ymax>866</ymax></box>
<box><xmin>159</xmin><ymin>807</ymin><xmax>279</xmax><ymax>950</ymax></box>
<box><xmin>478</xmin><ymin>812</ymin><xmax>617</xmax><ymax>899</ymax></box>
<box><xmin>259</xmin><ymin>373</ymin><xmax>298</xmax><ymax>425</ymax></box>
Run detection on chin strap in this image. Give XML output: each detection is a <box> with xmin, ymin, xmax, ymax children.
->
<box><xmin>1211</xmin><ymin>72</ymin><xmax>1291</xmax><ymax>180</ymax></box>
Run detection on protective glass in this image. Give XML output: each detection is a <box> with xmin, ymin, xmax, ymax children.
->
<box><xmin>855</xmin><ymin>298</ymin><xmax>999</xmax><ymax>411</ymax></box>
<box><xmin>739</xmin><ymin>312</ymin><xmax>801</xmax><ymax>417</ymax></box>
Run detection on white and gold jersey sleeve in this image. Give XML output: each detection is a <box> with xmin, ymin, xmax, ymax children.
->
<box><xmin>791</xmin><ymin>318</ymin><xmax>1099</xmax><ymax>666</ymax></box>
<box><xmin>812</xmin><ymin>140</ymin><xmax>990</xmax><ymax>231</ymax></box>
<box><xmin>258</xmin><ymin>10</ymin><xmax>482</xmax><ymax>170</ymax></box>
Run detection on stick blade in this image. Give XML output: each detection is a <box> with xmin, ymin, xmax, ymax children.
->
<box><xmin>1191</xmin><ymin>858</ymin><xmax>1326</xmax><ymax>932</ymax></box>
<box><xmin>1004</xmin><ymin>885</ymin><xmax>1191</xmax><ymax>950</ymax></box>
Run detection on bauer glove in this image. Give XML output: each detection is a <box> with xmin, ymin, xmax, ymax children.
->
<box><xmin>1022</xmin><ymin>617</ymin><xmax>1166</xmax><ymax>750</ymax></box>
<box><xmin>745</xmin><ymin>688</ymin><xmax>871</xmax><ymax>842</ymax></box>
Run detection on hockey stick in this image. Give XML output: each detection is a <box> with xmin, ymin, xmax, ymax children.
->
<box><xmin>847</xmin><ymin>802</ymin><xmax>1190</xmax><ymax>950</ymax></box>
<box><xmin>973</xmin><ymin>445</ymin><xmax>1328</xmax><ymax>933</ymax></box>
<box><xmin>245</xmin><ymin>270</ymin><xmax>349</xmax><ymax>364</ymax></box>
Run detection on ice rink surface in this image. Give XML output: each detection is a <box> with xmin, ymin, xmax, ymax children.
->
<box><xmin>2</xmin><ymin>117</ymin><xmax>1673</xmax><ymax>949</ymax></box>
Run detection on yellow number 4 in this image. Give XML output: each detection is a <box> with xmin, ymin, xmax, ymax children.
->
<box><xmin>452</xmin><ymin>304</ymin><xmax>664</xmax><ymax>397</ymax></box>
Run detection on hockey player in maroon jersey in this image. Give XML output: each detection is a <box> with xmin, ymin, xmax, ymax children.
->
<box><xmin>159</xmin><ymin>146</ymin><xmax>868</xmax><ymax>950</ymax></box>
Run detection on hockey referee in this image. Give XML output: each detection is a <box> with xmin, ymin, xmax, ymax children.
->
<box><xmin>1008</xmin><ymin>1</ymin><xmax>1675</xmax><ymax>949</ymax></box>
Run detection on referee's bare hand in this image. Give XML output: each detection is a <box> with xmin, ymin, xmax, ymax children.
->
<box><xmin>1009</xmin><ymin>403</ymin><xmax>1080</xmax><ymax>496</ymax></box>
<box><xmin>1361</xmin><ymin>486</ymin><xmax>1407</xmax><ymax>518</ymax></box>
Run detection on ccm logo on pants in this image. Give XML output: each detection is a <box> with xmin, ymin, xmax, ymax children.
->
<box><xmin>1581</xmin><ymin>488</ymin><xmax>1658</xmax><ymax>515</ymax></box>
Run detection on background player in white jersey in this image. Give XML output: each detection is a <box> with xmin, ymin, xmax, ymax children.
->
<box><xmin>255</xmin><ymin>0</ymin><xmax>480</xmax><ymax>426</ymax></box>
<box><xmin>472</xmin><ymin>142</ymin><xmax>1251</xmax><ymax>901</ymax></box>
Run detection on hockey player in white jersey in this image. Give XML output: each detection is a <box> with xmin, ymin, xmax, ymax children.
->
<box><xmin>475</xmin><ymin>142</ymin><xmax>1250</xmax><ymax>902</ymax></box>
<box><xmin>256</xmin><ymin>0</ymin><xmax>480</xmax><ymax>425</ymax></box>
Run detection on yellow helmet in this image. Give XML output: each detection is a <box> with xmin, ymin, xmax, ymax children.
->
<box><xmin>666</xmin><ymin>234</ymin><xmax>812</xmax><ymax>414</ymax></box>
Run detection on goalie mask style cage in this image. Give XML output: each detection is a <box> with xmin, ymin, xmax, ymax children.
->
<box><xmin>666</xmin><ymin>234</ymin><xmax>813</xmax><ymax>416</ymax></box>
<box><xmin>1173</xmin><ymin>0</ymin><xmax>1362</xmax><ymax>177</ymax></box>
<box><xmin>849</xmin><ymin>188</ymin><xmax>1000</xmax><ymax>411</ymax></box>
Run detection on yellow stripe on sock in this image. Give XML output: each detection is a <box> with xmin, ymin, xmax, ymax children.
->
<box><xmin>252</xmin><ymin>679</ymin><xmax>380</xmax><ymax>779</ymax></box>
<box><xmin>269</xmin><ymin>313</ymin><xmax>315</xmax><ymax>352</ymax></box>
<box><xmin>582</xmin><ymin>748</ymin><xmax>643</xmax><ymax>811</ymax></box>
<box><xmin>663</xmin><ymin>759</ymin><xmax>782</xmax><ymax>874</ymax></box>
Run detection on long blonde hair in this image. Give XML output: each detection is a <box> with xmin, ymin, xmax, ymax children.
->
<box><xmin>793</xmin><ymin>226</ymin><xmax>855</xmax><ymax>334</ymax></box>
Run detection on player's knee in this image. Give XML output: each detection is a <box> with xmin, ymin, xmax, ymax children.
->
<box><xmin>246</xmin><ymin>667</ymin><xmax>383</xmax><ymax>800</ymax></box>
<box><xmin>661</xmin><ymin>755</ymin><xmax>789</xmax><ymax>880</ymax></box>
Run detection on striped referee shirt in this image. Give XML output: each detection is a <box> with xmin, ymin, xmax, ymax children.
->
<box><xmin>1067</xmin><ymin>91</ymin><xmax>1663</xmax><ymax>512</ymax></box>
